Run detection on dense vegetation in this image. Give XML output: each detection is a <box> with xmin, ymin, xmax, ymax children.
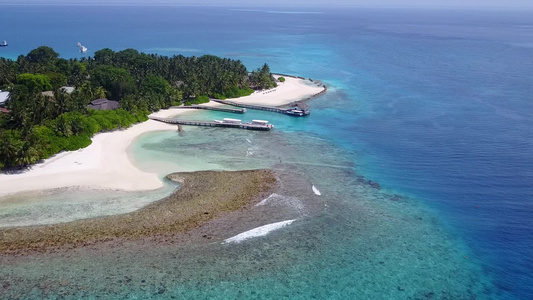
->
<box><xmin>0</xmin><ymin>46</ymin><xmax>278</xmax><ymax>170</ymax></box>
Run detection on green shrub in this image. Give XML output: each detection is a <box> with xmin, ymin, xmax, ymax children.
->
<box><xmin>213</xmin><ymin>93</ymin><xmax>227</xmax><ymax>100</ymax></box>
<box><xmin>278</xmin><ymin>76</ymin><xmax>285</xmax><ymax>82</ymax></box>
<box><xmin>185</xmin><ymin>95</ymin><xmax>210</xmax><ymax>106</ymax></box>
<box><xmin>33</xmin><ymin>125</ymin><xmax>62</xmax><ymax>159</ymax></box>
<box><xmin>63</xmin><ymin>135</ymin><xmax>92</xmax><ymax>151</ymax></box>
<box><xmin>196</xmin><ymin>95</ymin><xmax>210</xmax><ymax>103</ymax></box>
<box><xmin>223</xmin><ymin>87</ymin><xmax>254</xmax><ymax>99</ymax></box>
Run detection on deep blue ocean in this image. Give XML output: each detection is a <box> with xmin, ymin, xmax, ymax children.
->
<box><xmin>1</xmin><ymin>5</ymin><xmax>532</xmax><ymax>299</ymax></box>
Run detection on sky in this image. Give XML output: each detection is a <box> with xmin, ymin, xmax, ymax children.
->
<box><xmin>1</xmin><ymin>0</ymin><xmax>532</xmax><ymax>8</ymax></box>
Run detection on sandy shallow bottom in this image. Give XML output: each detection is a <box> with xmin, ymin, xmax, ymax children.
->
<box><xmin>0</xmin><ymin>164</ymin><xmax>495</xmax><ymax>299</ymax></box>
<box><xmin>0</xmin><ymin>167</ymin><xmax>330</xmax><ymax>298</ymax></box>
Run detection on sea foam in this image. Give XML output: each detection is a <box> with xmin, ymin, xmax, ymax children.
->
<box><xmin>222</xmin><ymin>219</ymin><xmax>296</xmax><ymax>244</ymax></box>
<box><xmin>255</xmin><ymin>193</ymin><xmax>282</xmax><ymax>206</ymax></box>
<box><xmin>312</xmin><ymin>185</ymin><xmax>321</xmax><ymax>196</ymax></box>
<box><xmin>255</xmin><ymin>193</ymin><xmax>306</xmax><ymax>217</ymax></box>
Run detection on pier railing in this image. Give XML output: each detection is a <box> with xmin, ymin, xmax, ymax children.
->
<box><xmin>210</xmin><ymin>99</ymin><xmax>310</xmax><ymax>116</ymax></box>
<box><xmin>149</xmin><ymin>116</ymin><xmax>273</xmax><ymax>131</ymax></box>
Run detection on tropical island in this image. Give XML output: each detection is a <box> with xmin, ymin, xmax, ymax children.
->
<box><xmin>0</xmin><ymin>46</ymin><xmax>325</xmax><ymax>197</ymax></box>
<box><xmin>0</xmin><ymin>46</ymin><xmax>284</xmax><ymax>171</ymax></box>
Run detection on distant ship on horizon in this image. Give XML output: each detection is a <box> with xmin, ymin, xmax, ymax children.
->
<box><xmin>0</xmin><ymin>40</ymin><xmax>7</xmax><ymax>47</ymax></box>
<box><xmin>77</xmin><ymin>42</ymin><xmax>87</xmax><ymax>53</ymax></box>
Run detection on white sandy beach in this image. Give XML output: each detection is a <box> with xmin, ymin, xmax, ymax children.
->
<box><xmin>0</xmin><ymin>76</ymin><xmax>325</xmax><ymax>198</ymax></box>
<box><xmin>220</xmin><ymin>75</ymin><xmax>324</xmax><ymax>106</ymax></box>
<box><xmin>0</xmin><ymin>110</ymin><xmax>181</xmax><ymax>198</ymax></box>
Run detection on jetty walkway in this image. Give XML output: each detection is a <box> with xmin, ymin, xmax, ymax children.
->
<box><xmin>149</xmin><ymin>116</ymin><xmax>273</xmax><ymax>131</ymax></box>
<box><xmin>171</xmin><ymin>105</ymin><xmax>246</xmax><ymax>114</ymax></box>
<box><xmin>210</xmin><ymin>99</ymin><xmax>310</xmax><ymax>116</ymax></box>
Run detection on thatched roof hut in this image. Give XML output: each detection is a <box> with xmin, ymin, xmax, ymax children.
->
<box><xmin>88</xmin><ymin>98</ymin><xmax>119</xmax><ymax>110</ymax></box>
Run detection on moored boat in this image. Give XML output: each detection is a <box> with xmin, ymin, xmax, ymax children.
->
<box><xmin>222</xmin><ymin>118</ymin><xmax>242</xmax><ymax>124</ymax></box>
<box><xmin>77</xmin><ymin>42</ymin><xmax>87</xmax><ymax>52</ymax></box>
<box><xmin>0</xmin><ymin>40</ymin><xmax>7</xmax><ymax>47</ymax></box>
<box><xmin>284</xmin><ymin>108</ymin><xmax>309</xmax><ymax>116</ymax></box>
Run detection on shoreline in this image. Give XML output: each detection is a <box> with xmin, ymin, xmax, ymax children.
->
<box><xmin>0</xmin><ymin>75</ymin><xmax>325</xmax><ymax>198</ymax></box>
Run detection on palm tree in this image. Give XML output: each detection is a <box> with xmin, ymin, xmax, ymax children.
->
<box><xmin>53</xmin><ymin>89</ymin><xmax>72</xmax><ymax>116</ymax></box>
<box><xmin>16</xmin><ymin>142</ymin><xmax>40</xmax><ymax>167</ymax></box>
<box><xmin>95</xmin><ymin>86</ymin><xmax>107</xmax><ymax>99</ymax></box>
<box><xmin>0</xmin><ymin>130</ymin><xmax>23</xmax><ymax>167</ymax></box>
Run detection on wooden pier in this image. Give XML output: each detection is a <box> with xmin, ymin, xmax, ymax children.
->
<box><xmin>149</xmin><ymin>116</ymin><xmax>274</xmax><ymax>131</ymax></box>
<box><xmin>210</xmin><ymin>99</ymin><xmax>310</xmax><ymax>116</ymax></box>
<box><xmin>171</xmin><ymin>105</ymin><xmax>246</xmax><ymax>114</ymax></box>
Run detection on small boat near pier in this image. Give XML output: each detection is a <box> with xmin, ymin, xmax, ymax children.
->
<box><xmin>77</xmin><ymin>42</ymin><xmax>87</xmax><ymax>53</ymax></box>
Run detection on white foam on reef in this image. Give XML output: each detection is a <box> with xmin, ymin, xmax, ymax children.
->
<box><xmin>255</xmin><ymin>193</ymin><xmax>306</xmax><ymax>216</ymax></box>
<box><xmin>255</xmin><ymin>193</ymin><xmax>280</xmax><ymax>206</ymax></box>
<box><xmin>312</xmin><ymin>185</ymin><xmax>321</xmax><ymax>196</ymax></box>
<box><xmin>222</xmin><ymin>219</ymin><xmax>296</xmax><ymax>244</ymax></box>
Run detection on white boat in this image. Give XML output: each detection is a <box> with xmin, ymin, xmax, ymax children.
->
<box><xmin>252</xmin><ymin>120</ymin><xmax>269</xmax><ymax>125</ymax></box>
<box><xmin>0</xmin><ymin>40</ymin><xmax>7</xmax><ymax>47</ymax></box>
<box><xmin>77</xmin><ymin>42</ymin><xmax>87</xmax><ymax>53</ymax></box>
<box><xmin>222</xmin><ymin>118</ymin><xmax>242</xmax><ymax>124</ymax></box>
<box><xmin>285</xmin><ymin>108</ymin><xmax>306</xmax><ymax>116</ymax></box>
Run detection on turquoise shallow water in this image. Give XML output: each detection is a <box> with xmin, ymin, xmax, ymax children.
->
<box><xmin>0</xmin><ymin>182</ymin><xmax>178</xmax><ymax>228</ymax></box>
<box><xmin>1</xmin><ymin>128</ymin><xmax>495</xmax><ymax>299</ymax></box>
<box><xmin>1</xmin><ymin>5</ymin><xmax>532</xmax><ymax>299</ymax></box>
<box><xmin>130</xmin><ymin>127</ymin><xmax>495</xmax><ymax>299</ymax></box>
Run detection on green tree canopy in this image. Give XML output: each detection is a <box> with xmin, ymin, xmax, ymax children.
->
<box><xmin>45</xmin><ymin>72</ymin><xmax>67</xmax><ymax>90</ymax></box>
<box><xmin>249</xmin><ymin>63</ymin><xmax>277</xmax><ymax>90</ymax></box>
<box><xmin>26</xmin><ymin>46</ymin><xmax>59</xmax><ymax>65</ymax></box>
<box><xmin>90</xmin><ymin>65</ymin><xmax>136</xmax><ymax>100</ymax></box>
<box><xmin>140</xmin><ymin>75</ymin><xmax>170</xmax><ymax>95</ymax></box>
<box><xmin>16</xmin><ymin>73</ymin><xmax>53</xmax><ymax>93</ymax></box>
<box><xmin>93</xmin><ymin>48</ymin><xmax>116</xmax><ymax>65</ymax></box>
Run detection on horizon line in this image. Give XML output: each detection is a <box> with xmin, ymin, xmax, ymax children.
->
<box><xmin>0</xmin><ymin>2</ymin><xmax>533</xmax><ymax>10</ymax></box>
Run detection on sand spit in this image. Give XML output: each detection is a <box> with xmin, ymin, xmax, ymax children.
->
<box><xmin>0</xmin><ymin>170</ymin><xmax>277</xmax><ymax>255</ymax></box>
<box><xmin>222</xmin><ymin>75</ymin><xmax>325</xmax><ymax>106</ymax></box>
